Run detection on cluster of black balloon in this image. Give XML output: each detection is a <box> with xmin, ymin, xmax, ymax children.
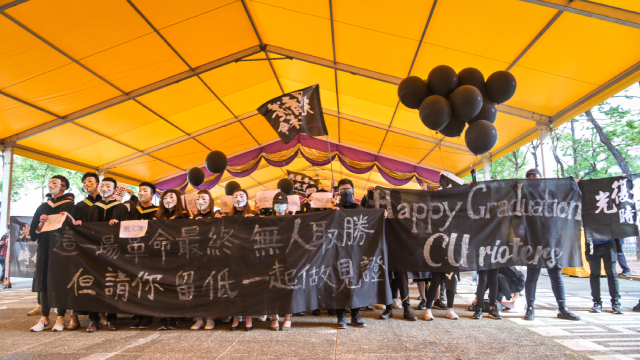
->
<box><xmin>397</xmin><ymin>65</ymin><xmax>516</xmax><ymax>155</ymax></box>
<box><xmin>186</xmin><ymin>150</ymin><xmax>228</xmax><ymax>187</ymax></box>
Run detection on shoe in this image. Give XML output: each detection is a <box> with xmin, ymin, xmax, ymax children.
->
<box><xmin>258</xmin><ymin>315</ymin><xmax>268</xmax><ymax>322</ymax></box>
<box><xmin>222</xmin><ymin>317</ymin><xmax>232</xmax><ymax>323</ymax></box>
<box><xmin>417</xmin><ymin>299</ymin><xmax>426</xmax><ymax>310</ymax></box>
<box><xmin>139</xmin><ymin>317</ymin><xmax>153</xmax><ymax>328</ymax></box>
<box><xmin>446</xmin><ymin>308</ymin><xmax>459</xmax><ymax>320</ymax></box>
<box><xmin>281</xmin><ymin>324</ymin><xmax>292</xmax><ymax>331</ymax></box>
<box><xmin>245</xmin><ymin>326</ymin><xmax>253</xmax><ymax>332</ymax></box>
<box><xmin>613</xmin><ymin>304</ymin><xmax>624</xmax><ymax>314</ymax></box>
<box><xmin>487</xmin><ymin>307</ymin><xmax>502</xmax><ymax>320</ymax></box>
<box><xmin>524</xmin><ymin>306</ymin><xmax>535</xmax><ymax>321</ymax></box>
<box><xmin>392</xmin><ymin>299</ymin><xmax>402</xmax><ymax>309</ymax></box>
<box><xmin>379</xmin><ymin>308</ymin><xmax>393</xmax><ymax>320</ymax></box>
<box><xmin>30</xmin><ymin>317</ymin><xmax>49</xmax><ymax>332</ymax></box>
<box><xmin>472</xmin><ymin>307</ymin><xmax>483</xmax><ymax>320</ymax></box>
<box><xmin>131</xmin><ymin>318</ymin><xmax>143</xmax><ymax>328</ymax></box>
<box><xmin>168</xmin><ymin>318</ymin><xmax>178</xmax><ymax>330</ymax></box>
<box><xmin>361</xmin><ymin>306</ymin><xmax>375</xmax><ymax>311</ymax></box>
<box><xmin>351</xmin><ymin>316</ymin><xmax>366</xmax><ymax>328</ymax></box>
<box><xmin>557</xmin><ymin>309</ymin><xmax>581</xmax><ymax>320</ymax></box>
<box><xmin>205</xmin><ymin>318</ymin><xmax>215</xmax><ymax>330</ymax></box>
<box><xmin>52</xmin><ymin>316</ymin><xmax>65</xmax><ymax>332</ymax></box>
<box><xmin>620</xmin><ymin>271</ymin><xmax>631</xmax><ymax>277</ymax></box>
<box><xmin>294</xmin><ymin>312</ymin><xmax>306</xmax><ymax>316</ymax></box>
<box><xmin>67</xmin><ymin>315</ymin><xmax>80</xmax><ymax>331</ymax></box>
<box><xmin>108</xmin><ymin>321</ymin><xmax>117</xmax><ymax>331</ymax></box>
<box><xmin>591</xmin><ymin>303</ymin><xmax>603</xmax><ymax>313</ymax></box>
<box><xmin>158</xmin><ymin>318</ymin><xmax>169</xmax><ymax>331</ymax></box>
<box><xmin>312</xmin><ymin>309</ymin><xmax>321</xmax><ymax>316</ymax></box>
<box><xmin>403</xmin><ymin>308</ymin><xmax>418</xmax><ymax>321</ymax></box>
<box><xmin>230</xmin><ymin>324</ymin><xmax>239</xmax><ymax>331</ymax></box>
<box><xmin>337</xmin><ymin>317</ymin><xmax>347</xmax><ymax>329</ymax></box>
<box><xmin>100</xmin><ymin>314</ymin><xmax>108</xmax><ymax>327</ymax></box>
<box><xmin>86</xmin><ymin>321</ymin><xmax>99</xmax><ymax>333</ymax></box>
<box><xmin>191</xmin><ymin>317</ymin><xmax>204</xmax><ymax>330</ymax></box>
<box><xmin>633</xmin><ymin>301</ymin><xmax>640</xmax><ymax>312</ymax></box>
<box><xmin>424</xmin><ymin>309</ymin><xmax>434</xmax><ymax>321</ymax></box>
<box><xmin>328</xmin><ymin>309</ymin><xmax>337</xmax><ymax>316</ymax></box>
<box><xmin>433</xmin><ymin>299</ymin><xmax>447</xmax><ymax>310</ymax></box>
<box><xmin>27</xmin><ymin>305</ymin><xmax>42</xmax><ymax>316</ymax></box>
<box><xmin>468</xmin><ymin>303</ymin><xmax>476</xmax><ymax>311</ymax></box>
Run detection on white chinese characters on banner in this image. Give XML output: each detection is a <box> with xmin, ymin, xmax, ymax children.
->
<box><xmin>594</xmin><ymin>178</ymin><xmax>640</xmax><ymax>227</ymax></box>
<box><xmin>267</xmin><ymin>91</ymin><xmax>313</xmax><ymax>135</ymax></box>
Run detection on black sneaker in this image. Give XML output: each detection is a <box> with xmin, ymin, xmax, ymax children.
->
<box><xmin>351</xmin><ymin>316</ymin><xmax>366</xmax><ymax>328</ymax></box>
<box><xmin>591</xmin><ymin>303</ymin><xmax>603</xmax><ymax>313</ymax></box>
<box><xmin>312</xmin><ymin>309</ymin><xmax>321</xmax><ymax>316</ymax></box>
<box><xmin>472</xmin><ymin>307</ymin><xmax>482</xmax><ymax>319</ymax></box>
<box><xmin>157</xmin><ymin>318</ymin><xmax>169</xmax><ymax>331</ymax></box>
<box><xmin>379</xmin><ymin>308</ymin><xmax>393</xmax><ymax>320</ymax></box>
<box><xmin>612</xmin><ymin>304</ymin><xmax>624</xmax><ymax>314</ymax></box>
<box><xmin>487</xmin><ymin>307</ymin><xmax>502</xmax><ymax>320</ymax></box>
<box><xmin>138</xmin><ymin>317</ymin><xmax>153</xmax><ymax>329</ymax></box>
<box><xmin>524</xmin><ymin>306</ymin><xmax>535</xmax><ymax>321</ymax></box>
<box><xmin>417</xmin><ymin>299</ymin><xmax>427</xmax><ymax>310</ymax></box>
<box><xmin>403</xmin><ymin>308</ymin><xmax>418</xmax><ymax>321</ymax></box>
<box><xmin>433</xmin><ymin>299</ymin><xmax>447</xmax><ymax>310</ymax></box>
<box><xmin>633</xmin><ymin>301</ymin><xmax>640</xmax><ymax>312</ymax></box>
<box><xmin>337</xmin><ymin>317</ymin><xmax>347</xmax><ymax>329</ymax></box>
<box><xmin>167</xmin><ymin>318</ymin><xmax>178</xmax><ymax>330</ymax></box>
<box><xmin>557</xmin><ymin>309</ymin><xmax>580</xmax><ymax>320</ymax></box>
<box><xmin>361</xmin><ymin>306</ymin><xmax>375</xmax><ymax>311</ymax></box>
<box><xmin>328</xmin><ymin>309</ymin><xmax>337</xmax><ymax>316</ymax></box>
<box><xmin>295</xmin><ymin>312</ymin><xmax>306</xmax><ymax>316</ymax></box>
<box><xmin>130</xmin><ymin>318</ymin><xmax>142</xmax><ymax>328</ymax></box>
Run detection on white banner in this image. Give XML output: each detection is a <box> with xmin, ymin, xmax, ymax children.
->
<box><xmin>119</xmin><ymin>220</ymin><xmax>148</xmax><ymax>238</ymax></box>
<box><xmin>41</xmin><ymin>213</ymin><xmax>67</xmax><ymax>232</ymax></box>
<box><xmin>113</xmin><ymin>182</ymin><xmax>129</xmax><ymax>202</ymax></box>
<box><xmin>256</xmin><ymin>190</ymin><xmax>279</xmax><ymax>209</ymax></box>
<box><xmin>287</xmin><ymin>195</ymin><xmax>300</xmax><ymax>212</ymax></box>
<box><xmin>310</xmin><ymin>192</ymin><xmax>334</xmax><ymax>208</ymax></box>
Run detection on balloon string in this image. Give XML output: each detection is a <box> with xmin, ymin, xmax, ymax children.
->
<box><xmin>326</xmin><ymin>135</ymin><xmax>335</xmax><ymax>190</ymax></box>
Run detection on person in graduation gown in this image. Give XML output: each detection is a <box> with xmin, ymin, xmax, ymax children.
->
<box><xmin>153</xmin><ymin>189</ymin><xmax>191</xmax><ymax>331</ymax></box>
<box><xmin>299</xmin><ymin>183</ymin><xmax>317</xmax><ymax>214</ymax></box>
<box><xmin>82</xmin><ymin>177</ymin><xmax>130</xmax><ymax>332</ymax></box>
<box><xmin>190</xmin><ymin>190</ymin><xmax>216</xmax><ymax>330</ymax></box>
<box><xmin>29</xmin><ymin>175</ymin><xmax>76</xmax><ymax>332</ymax></box>
<box><xmin>72</xmin><ymin>172</ymin><xmax>101</xmax><ymax>225</ymax></box>
<box><xmin>268</xmin><ymin>192</ymin><xmax>295</xmax><ymax>331</ymax></box>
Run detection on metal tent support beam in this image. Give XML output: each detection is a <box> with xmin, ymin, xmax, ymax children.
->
<box><xmin>481</xmin><ymin>154</ymin><xmax>492</xmax><ymax>180</ymax></box>
<box><xmin>1</xmin><ymin>144</ymin><xmax>14</xmax><ymax>284</ymax></box>
<box><xmin>520</xmin><ymin>0</ymin><xmax>640</xmax><ymax>29</ymax></box>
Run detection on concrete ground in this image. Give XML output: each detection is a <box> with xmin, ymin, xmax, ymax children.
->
<box><xmin>2</xmin><ymin>271</ymin><xmax>640</xmax><ymax>360</ymax></box>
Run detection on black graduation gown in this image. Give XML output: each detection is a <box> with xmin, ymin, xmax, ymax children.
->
<box><xmin>129</xmin><ymin>204</ymin><xmax>159</xmax><ymax>221</ymax></box>
<box><xmin>86</xmin><ymin>199</ymin><xmax>130</xmax><ymax>223</ymax></box>
<box><xmin>72</xmin><ymin>194</ymin><xmax>101</xmax><ymax>223</ymax></box>
<box><xmin>30</xmin><ymin>193</ymin><xmax>76</xmax><ymax>292</ymax></box>
<box><xmin>156</xmin><ymin>209</ymin><xmax>190</xmax><ymax>220</ymax></box>
<box><xmin>194</xmin><ymin>210</ymin><xmax>214</xmax><ymax>219</ymax></box>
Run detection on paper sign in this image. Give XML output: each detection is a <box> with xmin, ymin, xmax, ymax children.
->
<box><xmin>256</xmin><ymin>190</ymin><xmax>279</xmax><ymax>209</ymax></box>
<box><xmin>219</xmin><ymin>196</ymin><xmax>233</xmax><ymax>213</ymax></box>
<box><xmin>310</xmin><ymin>192</ymin><xmax>334</xmax><ymax>208</ymax></box>
<box><xmin>119</xmin><ymin>220</ymin><xmax>148</xmax><ymax>238</ymax></box>
<box><xmin>113</xmin><ymin>182</ymin><xmax>129</xmax><ymax>202</ymax></box>
<box><xmin>287</xmin><ymin>195</ymin><xmax>300</xmax><ymax>212</ymax></box>
<box><xmin>182</xmin><ymin>193</ymin><xmax>197</xmax><ymax>212</ymax></box>
<box><xmin>41</xmin><ymin>213</ymin><xmax>67</xmax><ymax>232</ymax></box>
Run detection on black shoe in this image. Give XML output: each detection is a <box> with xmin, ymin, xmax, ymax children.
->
<box><xmin>524</xmin><ymin>306</ymin><xmax>535</xmax><ymax>320</ymax></box>
<box><xmin>230</xmin><ymin>324</ymin><xmax>240</xmax><ymax>331</ymax></box>
<box><xmin>557</xmin><ymin>309</ymin><xmax>581</xmax><ymax>320</ymax></box>
<box><xmin>361</xmin><ymin>306</ymin><xmax>375</xmax><ymax>311</ymax></box>
<box><xmin>417</xmin><ymin>299</ymin><xmax>427</xmax><ymax>310</ymax></box>
<box><xmin>337</xmin><ymin>317</ymin><xmax>347</xmax><ymax>329</ymax></box>
<box><xmin>138</xmin><ymin>317</ymin><xmax>153</xmax><ymax>329</ymax></box>
<box><xmin>379</xmin><ymin>308</ymin><xmax>393</xmax><ymax>320</ymax></box>
<box><xmin>487</xmin><ymin>307</ymin><xmax>502</xmax><ymax>320</ymax></box>
<box><xmin>403</xmin><ymin>308</ymin><xmax>418</xmax><ymax>321</ymax></box>
<box><xmin>158</xmin><ymin>318</ymin><xmax>169</xmax><ymax>331</ymax></box>
<box><xmin>167</xmin><ymin>318</ymin><xmax>178</xmax><ymax>330</ymax></box>
<box><xmin>591</xmin><ymin>303</ymin><xmax>603</xmax><ymax>313</ymax></box>
<box><xmin>312</xmin><ymin>309</ymin><xmax>321</xmax><ymax>316</ymax></box>
<box><xmin>245</xmin><ymin>325</ymin><xmax>253</xmax><ymax>331</ymax></box>
<box><xmin>433</xmin><ymin>299</ymin><xmax>447</xmax><ymax>310</ymax></box>
<box><xmin>633</xmin><ymin>301</ymin><xmax>640</xmax><ymax>312</ymax></box>
<box><xmin>612</xmin><ymin>304</ymin><xmax>624</xmax><ymax>314</ymax></box>
<box><xmin>294</xmin><ymin>312</ymin><xmax>305</xmax><ymax>316</ymax></box>
<box><xmin>328</xmin><ymin>309</ymin><xmax>337</xmax><ymax>316</ymax></box>
<box><xmin>351</xmin><ymin>316</ymin><xmax>366</xmax><ymax>328</ymax></box>
<box><xmin>130</xmin><ymin>318</ymin><xmax>142</xmax><ymax>328</ymax></box>
<box><xmin>472</xmin><ymin>308</ymin><xmax>482</xmax><ymax>319</ymax></box>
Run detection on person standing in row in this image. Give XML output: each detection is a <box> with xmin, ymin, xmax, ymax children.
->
<box><xmin>191</xmin><ymin>190</ymin><xmax>216</xmax><ymax>330</ymax></box>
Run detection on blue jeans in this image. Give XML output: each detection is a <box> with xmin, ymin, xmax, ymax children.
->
<box><xmin>525</xmin><ymin>266</ymin><xmax>566</xmax><ymax>310</ymax></box>
<box><xmin>586</xmin><ymin>240</ymin><xmax>621</xmax><ymax>306</ymax></box>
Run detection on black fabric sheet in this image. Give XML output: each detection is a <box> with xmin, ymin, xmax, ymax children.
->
<box><xmin>369</xmin><ymin>178</ymin><xmax>583</xmax><ymax>272</ymax></box>
<box><xmin>8</xmin><ymin>216</ymin><xmax>36</xmax><ymax>278</ymax></box>
<box><xmin>47</xmin><ymin>210</ymin><xmax>390</xmax><ymax>318</ymax></box>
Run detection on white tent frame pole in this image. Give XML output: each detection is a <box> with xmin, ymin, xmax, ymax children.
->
<box><xmin>1</xmin><ymin>144</ymin><xmax>14</xmax><ymax>284</ymax></box>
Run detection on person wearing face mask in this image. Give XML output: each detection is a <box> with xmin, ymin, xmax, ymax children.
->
<box><xmin>72</xmin><ymin>172</ymin><xmax>101</xmax><ymax>225</ymax></box>
<box><xmin>29</xmin><ymin>176</ymin><xmax>76</xmax><ymax>332</ymax></box>
<box><xmin>267</xmin><ymin>192</ymin><xmax>294</xmax><ymax>331</ymax></box>
<box><xmin>190</xmin><ymin>190</ymin><xmax>216</xmax><ymax>330</ymax></box>
<box><xmin>299</xmin><ymin>184</ymin><xmax>317</xmax><ymax>214</ymax></box>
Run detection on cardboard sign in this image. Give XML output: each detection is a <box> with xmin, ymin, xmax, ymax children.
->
<box><xmin>41</xmin><ymin>213</ymin><xmax>67</xmax><ymax>232</ymax></box>
<box><xmin>310</xmin><ymin>192</ymin><xmax>334</xmax><ymax>208</ymax></box>
<box><xmin>256</xmin><ymin>190</ymin><xmax>279</xmax><ymax>209</ymax></box>
<box><xmin>219</xmin><ymin>196</ymin><xmax>233</xmax><ymax>213</ymax></box>
<box><xmin>287</xmin><ymin>195</ymin><xmax>300</xmax><ymax>212</ymax></box>
<box><xmin>119</xmin><ymin>220</ymin><xmax>148</xmax><ymax>238</ymax></box>
<box><xmin>113</xmin><ymin>182</ymin><xmax>129</xmax><ymax>202</ymax></box>
<box><xmin>182</xmin><ymin>193</ymin><xmax>197</xmax><ymax>212</ymax></box>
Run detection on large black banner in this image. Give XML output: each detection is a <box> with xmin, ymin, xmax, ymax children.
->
<box><xmin>579</xmin><ymin>173</ymin><xmax>640</xmax><ymax>241</ymax></box>
<box><xmin>369</xmin><ymin>178</ymin><xmax>583</xmax><ymax>272</ymax></box>
<box><xmin>9</xmin><ymin>216</ymin><xmax>37</xmax><ymax>278</ymax></box>
<box><xmin>48</xmin><ymin>210</ymin><xmax>390</xmax><ymax>318</ymax></box>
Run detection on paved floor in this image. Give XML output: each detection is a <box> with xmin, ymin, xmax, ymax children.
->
<box><xmin>2</xmin><ymin>272</ymin><xmax>640</xmax><ymax>360</ymax></box>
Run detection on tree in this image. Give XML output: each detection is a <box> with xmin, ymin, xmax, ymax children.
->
<box><xmin>584</xmin><ymin>109</ymin><xmax>632</xmax><ymax>175</ymax></box>
<box><xmin>488</xmin><ymin>148</ymin><xmax>530</xmax><ymax>180</ymax></box>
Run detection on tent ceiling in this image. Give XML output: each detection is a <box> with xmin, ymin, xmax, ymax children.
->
<box><xmin>2</xmin><ymin>0</ymin><xmax>640</xmax><ymax>189</ymax></box>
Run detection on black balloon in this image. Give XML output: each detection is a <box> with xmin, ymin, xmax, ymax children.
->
<box><xmin>187</xmin><ymin>167</ymin><xmax>205</xmax><ymax>187</ymax></box>
<box><xmin>465</xmin><ymin>120</ymin><xmax>498</xmax><ymax>155</ymax></box>
<box><xmin>397</xmin><ymin>76</ymin><xmax>429</xmax><ymax>109</ymax></box>
<box><xmin>205</xmin><ymin>150</ymin><xmax>228</xmax><ymax>174</ymax></box>
<box><xmin>419</xmin><ymin>95</ymin><xmax>451</xmax><ymax>131</ymax></box>
<box><xmin>277</xmin><ymin>178</ymin><xmax>295</xmax><ymax>195</ymax></box>
<box><xmin>224</xmin><ymin>181</ymin><xmax>241</xmax><ymax>196</ymax></box>
<box><xmin>449</xmin><ymin>85</ymin><xmax>483</xmax><ymax>121</ymax></box>
<box><xmin>439</xmin><ymin>116</ymin><xmax>466</xmax><ymax>137</ymax></box>
<box><xmin>427</xmin><ymin>65</ymin><xmax>458</xmax><ymax>97</ymax></box>
<box><xmin>469</xmin><ymin>97</ymin><xmax>497</xmax><ymax>124</ymax></box>
<box><xmin>457</xmin><ymin>68</ymin><xmax>485</xmax><ymax>92</ymax></box>
<box><xmin>485</xmin><ymin>71</ymin><xmax>517</xmax><ymax>104</ymax></box>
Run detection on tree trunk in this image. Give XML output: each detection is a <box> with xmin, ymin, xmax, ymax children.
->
<box><xmin>550</xmin><ymin>131</ymin><xmax>565</xmax><ymax>178</ymax></box>
<box><xmin>585</xmin><ymin>109</ymin><xmax>632</xmax><ymax>175</ymax></box>
<box><xmin>528</xmin><ymin>140</ymin><xmax>539</xmax><ymax>169</ymax></box>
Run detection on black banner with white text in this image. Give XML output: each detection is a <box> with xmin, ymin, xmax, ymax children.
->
<box><xmin>9</xmin><ymin>216</ymin><xmax>37</xmax><ymax>278</ymax></box>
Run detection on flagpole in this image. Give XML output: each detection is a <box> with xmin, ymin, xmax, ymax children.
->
<box><xmin>326</xmin><ymin>135</ymin><xmax>335</xmax><ymax>190</ymax></box>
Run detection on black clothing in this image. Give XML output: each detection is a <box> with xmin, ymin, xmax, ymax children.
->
<box><xmin>129</xmin><ymin>204</ymin><xmax>159</xmax><ymax>220</ymax></box>
<box><xmin>586</xmin><ymin>240</ymin><xmax>621</xmax><ymax>306</ymax></box>
<box><xmin>525</xmin><ymin>266</ymin><xmax>565</xmax><ymax>308</ymax></box>
<box><xmin>156</xmin><ymin>209</ymin><xmax>190</xmax><ymax>220</ymax></box>
<box><xmin>336</xmin><ymin>203</ymin><xmax>363</xmax><ymax>210</ymax></box>
<box><xmin>194</xmin><ymin>210</ymin><xmax>214</xmax><ymax>219</ymax></box>
<box><xmin>87</xmin><ymin>199</ymin><xmax>129</xmax><ymax>222</ymax></box>
<box><xmin>72</xmin><ymin>194</ymin><xmax>101</xmax><ymax>223</ymax></box>
<box><xmin>427</xmin><ymin>272</ymin><xmax>457</xmax><ymax>308</ymax></box>
<box><xmin>476</xmin><ymin>269</ymin><xmax>499</xmax><ymax>307</ymax></box>
<box><xmin>387</xmin><ymin>271</ymin><xmax>410</xmax><ymax>308</ymax></box>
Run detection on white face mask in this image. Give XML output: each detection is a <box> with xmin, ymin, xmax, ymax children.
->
<box><xmin>139</xmin><ymin>186</ymin><xmax>153</xmax><ymax>203</ymax></box>
<box><xmin>196</xmin><ymin>194</ymin><xmax>210</xmax><ymax>211</ymax></box>
<box><xmin>100</xmin><ymin>182</ymin><xmax>115</xmax><ymax>199</ymax></box>
<box><xmin>48</xmin><ymin>179</ymin><xmax>63</xmax><ymax>196</ymax></box>
<box><xmin>83</xmin><ymin>177</ymin><xmax>97</xmax><ymax>194</ymax></box>
<box><xmin>233</xmin><ymin>192</ymin><xmax>247</xmax><ymax>208</ymax></box>
<box><xmin>163</xmin><ymin>193</ymin><xmax>177</xmax><ymax>209</ymax></box>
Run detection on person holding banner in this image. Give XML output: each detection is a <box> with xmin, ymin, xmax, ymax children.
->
<box><xmin>72</xmin><ymin>172</ymin><xmax>101</xmax><ymax>224</ymax></box>
<box><xmin>299</xmin><ymin>183</ymin><xmax>317</xmax><ymax>213</ymax></box>
<box><xmin>191</xmin><ymin>190</ymin><xmax>216</xmax><ymax>330</ymax></box>
<box><xmin>473</xmin><ymin>269</ymin><xmax>500</xmax><ymax>320</ymax></box>
<box><xmin>29</xmin><ymin>175</ymin><xmax>76</xmax><ymax>332</ymax></box>
<box><xmin>269</xmin><ymin>191</ymin><xmax>294</xmax><ymax>331</ymax></box>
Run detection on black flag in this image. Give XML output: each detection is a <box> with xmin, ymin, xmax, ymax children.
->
<box><xmin>287</xmin><ymin>170</ymin><xmax>320</xmax><ymax>195</ymax></box>
<box><xmin>258</xmin><ymin>84</ymin><xmax>327</xmax><ymax>144</ymax></box>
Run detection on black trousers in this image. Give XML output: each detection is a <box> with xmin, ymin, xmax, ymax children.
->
<box><xmin>387</xmin><ymin>270</ymin><xmax>410</xmax><ymax>308</ymax></box>
<box><xmin>426</xmin><ymin>272</ymin><xmax>457</xmax><ymax>308</ymax></box>
<box><xmin>89</xmin><ymin>312</ymin><xmax>117</xmax><ymax>323</ymax></box>
<box><xmin>586</xmin><ymin>240</ymin><xmax>621</xmax><ymax>305</ymax></box>
<box><xmin>525</xmin><ymin>266</ymin><xmax>567</xmax><ymax>309</ymax></box>
<box><xmin>476</xmin><ymin>269</ymin><xmax>499</xmax><ymax>307</ymax></box>
<box><xmin>41</xmin><ymin>290</ymin><xmax>66</xmax><ymax>318</ymax></box>
<box><xmin>336</xmin><ymin>308</ymin><xmax>359</xmax><ymax>320</ymax></box>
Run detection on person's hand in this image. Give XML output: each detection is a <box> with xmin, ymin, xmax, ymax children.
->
<box><xmin>215</xmin><ymin>214</ymin><xmax>222</xmax><ymax>218</ymax></box>
<box><xmin>622</xmin><ymin>174</ymin><xmax>626</xmax><ymax>177</ymax></box>
<box><xmin>244</xmin><ymin>214</ymin><xmax>254</xmax><ymax>217</ymax></box>
<box><xmin>109</xmin><ymin>219</ymin><xmax>119</xmax><ymax>226</ymax></box>
<box><xmin>464</xmin><ymin>181</ymin><xmax>472</xmax><ymax>185</ymax></box>
<box><xmin>0</xmin><ymin>240</ymin><xmax>5</xmax><ymax>246</ymax></box>
<box><xmin>367</xmin><ymin>186</ymin><xmax>375</xmax><ymax>191</ymax></box>
<box><xmin>255</xmin><ymin>204</ymin><xmax>261</xmax><ymax>211</ymax></box>
<box><xmin>74</xmin><ymin>220</ymin><xmax>83</xmax><ymax>226</ymax></box>
<box><xmin>574</xmin><ymin>179</ymin><xmax>579</xmax><ymax>184</ymax></box>
<box><xmin>331</xmin><ymin>198</ymin><xmax>337</xmax><ymax>205</ymax></box>
<box><xmin>126</xmin><ymin>188</ymin><xmax>134</xmax><ymax>196</ymax></box>
<box><xmin>512</xmin><ymin>292</ymin><xmax>519</xmax><ymax>300</ymax></box>
<box><xmin>39</xmin><ymin>215</ymin><xmax>49</xmax><ymax>224</ymax></box>
<box><xmin>384</xmin><ymin>210</ymin><xmax>388</xmax><ymax>218</ymax></box>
